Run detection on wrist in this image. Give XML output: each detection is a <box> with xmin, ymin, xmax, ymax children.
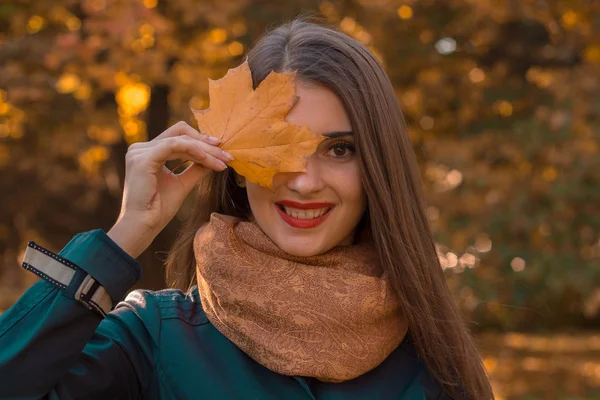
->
<box><xmin>107</xmin><ymin>219</ymin><xmax>156</xmax><ymax>259</ymax></box>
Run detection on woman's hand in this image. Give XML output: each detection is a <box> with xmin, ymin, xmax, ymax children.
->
<box><xmin>107</xmin><ymin>121</ymin><xmax>233</xmax><ymax>258</ymax></box>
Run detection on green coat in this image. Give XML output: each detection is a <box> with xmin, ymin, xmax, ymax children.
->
<box><xmin>0</xmin><ymin>229</ymin><xmax>450</xmax><ymax>399</ymax></box>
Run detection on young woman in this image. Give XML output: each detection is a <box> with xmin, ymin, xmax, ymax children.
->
<box><xmin>0</xmin><ymin>19</ymin><xmax>493</xmax><ymax>399</ymax></box>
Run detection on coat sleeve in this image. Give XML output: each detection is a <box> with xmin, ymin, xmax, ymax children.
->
<box><xmin>0</xmin><ymin>229</ymin><xmax>157</xmax><ymax>400</ymax></box>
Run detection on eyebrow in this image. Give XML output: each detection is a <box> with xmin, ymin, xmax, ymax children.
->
<box><xmin>321</xmin><ymin>131</ymin><xmax>353</xmax><ymax>138</ymax></box>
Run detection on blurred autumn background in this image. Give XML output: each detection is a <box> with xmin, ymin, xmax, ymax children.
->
<box><xmin>0</xmin><ymin>0</ymin><xmax>599</xmax><ymax>398</ymax></box>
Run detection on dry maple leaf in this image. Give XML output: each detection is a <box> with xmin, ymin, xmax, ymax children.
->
<box><xmin>190</xmin><ymin>60</ymin><xmax>324</xmax><ymax>190</ymax></box>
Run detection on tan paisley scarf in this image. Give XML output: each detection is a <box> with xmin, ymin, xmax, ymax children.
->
<box><xmin>193</xmin><ymin>212</ymin><xmax>408</xmax><ymax>383</ymax></box>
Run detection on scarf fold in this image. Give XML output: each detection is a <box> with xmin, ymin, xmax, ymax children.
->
<box><xmin>193</xmin><ymin>212</ymin><xmax>408</xmax><ymax>383</ymax></box>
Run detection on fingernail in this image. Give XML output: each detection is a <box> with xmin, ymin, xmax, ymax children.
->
<box><xmin>218</xmin><ymin>160</ymin><xmax>228</xmax><ymax>170</ymax></box>
<box><xmin>222</xmin><ymin>151</ymin><xmax>234</xmax><ymax>161</ymax></box>
<box><xmin>209</xmin><ymin>136</ymin><xmax>221</xmax><ymax>143</ymax></box>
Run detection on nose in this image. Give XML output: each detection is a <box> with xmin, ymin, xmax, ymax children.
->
<box><xmin>274</xmin><ymin>155</ymin><xmax>325</xmax><ymax>196</ymax></box>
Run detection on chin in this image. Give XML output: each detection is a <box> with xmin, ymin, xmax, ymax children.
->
<box><xmin>250</xmin><ymin>206</ymin><xmax>359</xmax><ymax>257</ymax></box>
<box><xmin>273</xmin><ymin>236</ymin><xmax>328</xmax><ymax>257</ymax></box>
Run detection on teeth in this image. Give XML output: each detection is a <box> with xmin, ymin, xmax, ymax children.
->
<box><xmin>282</xmin><ymin>206</ymin><xmax>330</xmax><ymax>219</ymax></box>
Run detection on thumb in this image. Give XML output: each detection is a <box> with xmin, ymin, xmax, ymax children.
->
<box><xmin>177</xmin><ymin>163</ymin><xmax>210</xmax><ymax>195</ymax></box>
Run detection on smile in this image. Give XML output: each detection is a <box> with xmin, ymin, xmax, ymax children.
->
<box><xmin>280</xmin><ymin>206</ymin><xmax>330</xmax><ymax>219</ymax></box>
<box><xmin>275</xmin><ymin>204</ymin><xmax>333</xmax><ymax>228</ymax></box>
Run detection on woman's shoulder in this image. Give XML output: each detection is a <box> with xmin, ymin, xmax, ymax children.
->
<box><xmin>122</xmin><ymin>285</ymin><xmax>201</xmax><ymax>306</ymax></box>
<box><xmin>108</xmin><ymin>285</ymin><xmax>208</xmax><ymax>336</ymax></box>
<box><xmin>386</xmin><ymin>333</ymin><xmax>449</xmax><ymax>399</ymax></box>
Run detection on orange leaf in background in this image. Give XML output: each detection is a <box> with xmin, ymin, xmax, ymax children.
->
<box><xmin>191</xmin><ymin>60</ymin><xmax>324</xmax><ymax>190</ymax></box>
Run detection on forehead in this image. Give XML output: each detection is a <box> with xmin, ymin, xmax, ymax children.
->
<box><xmin>284</xmin><ymin>82</ymin><xmax>352</xmax><ymax>135</ymax></box>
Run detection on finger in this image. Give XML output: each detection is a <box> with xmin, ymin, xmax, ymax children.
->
<box><xmin>175</xmin><ymin>162</ymin><xmax>211</xmax><ymax>194</ymax></box>
<box><xmin>152</xmin><ymin>121</ymin><xmax>221</xmax><ymax>145</ymax></box>
<box><xmin>141</xmin><ymin>135</ymin><xmax>233</xmax><ymax>164</ymax></box>
<box><xmin>149</xmin><ymin>139</ymin><xmax>229</xmax><ymax>171</ymax></box>
<box><xmin>156</xmin><ymin>151</ymin><xmax>227</xmax><ymax>172</ymax></box>
<box><xmin>187</xmin><ymin>135</ymin><xmax>234</xmax><ymax>163</ymax></box>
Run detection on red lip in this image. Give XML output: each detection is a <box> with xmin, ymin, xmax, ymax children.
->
<box><xmin>275</xmin><ymin>204</ymin><xmax>333</xmax><ymax>229</ymax></box>
<box><xmin>274</xmin><ymin>200</ymin><xmax>335</xmax><ymax>209</ymax></box>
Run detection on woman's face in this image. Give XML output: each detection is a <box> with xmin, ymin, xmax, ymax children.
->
<box><xmin>245</xmin><ymin>82</ymin><xmax>367</xmax><ymax>256</ymax></box>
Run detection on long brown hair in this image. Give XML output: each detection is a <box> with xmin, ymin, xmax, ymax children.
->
<box><xmin>165</xmin><ymin>18</ymin><xmax>494</xmax><ymax>400</ymax></box>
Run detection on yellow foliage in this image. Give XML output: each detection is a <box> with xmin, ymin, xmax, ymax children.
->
<box><xmin>56</xmin><ymin>73</ymin><xmax>81</xmax><ymax>94</ymax></box>
<box><xmin>78</xmin><ymin>145</ymin><xmax>109</xmax><ymax>174</ymax></box>
<box><xmin>542</xmin><ymin>166</ymin><xmax>558</xmax><ymax>181</ymax></box>
<box><xmin>468</xmin><ymin>67</ymin><xmax>485</xmax><ymax>83</ymax></box>
<box><xmin>87</xmin><ymin>126</ymin><xmax>121</xmax><ymax>145</ymax></box>
<box><xmin>48</xmin><ymin>6</ymin><xmax>69</xmax><ymax>22</ymax></box>
<box><xmin>561</xmin><ymin>10</ymin><xmax>579</xmax><ymax>29</ymax></box>
<box><xmin>228</xmin><ymin>41</ymin><xmax>244</xmax><ymax>56</ymax></box>
<box><xmin>74</xmin><ymin>83</ymin><xmax>91</xmax><ymax>100</ymax></box>
<box><xmin>584</xmin><ymin>45</ymin><xmax>600</xmax><ymax>65</ymax></box>
<box><xmin>397</xmin><ymin>5</ymin><xmax>413</xmax><ymax>20</ymax></box>
<box><xmin>354</xmin><ymin>28</ymin><xmax>372</xmax><ymax>45</ymax></box>
<box><xmin>90</xmin><ymin>0</ymin><xmax>106</xmax><ymax>12</ymax></box>
<box><xmin>340</xmin><ymin>17</ymin><xmax>356</xmax><ymax>33</ymax></box>
<box><xmin>120</xmin><ymin>117</ymin><xmax>147</xmax><ymax>144</ymax></box>
<box><xmin>114</xmin><ymin>72</ymin><xmax>130</xmax><ymax>87</ymax></box>
<box><xmin>140</xmin><ymin>24</ymin><xmax>155</xmax><ymax>36</ymax></box>
<box><xmin>66</xmin><ymin>16</ymin><xmax>81</xmax><ymax>31</ymax></box>
<box><xmin>526</xmin><ymin>67</ymin><xmax>554</xmax><ymax>88</ymax></box>
<box><xmin>189</xmin><ymin>96</ymin><xmax>206</xmax><ymax>110</ymax></box>
<box><xmin>26</xmin><ymin>16</ymin><xmax>45</xmax><ymax>34</ymax></box>
<box><xmin>209</xmin><ymin>29</ymin><xmax>228</xmax><ymax>44</ymax></box>
<box><xmin>319</xmin><ymin>1</ymin><xmax>335</xmax><ymax>17</ymax></box>
<box><xmin>494</xmin><ymin>100</ymin><xmax>513</xmax><ymax>117</ymax></box>
<box><xmin>140</xmin><ymin>35</ymin><xmax>155</xmax><ymax>48</ymax></box>
<box><xmin>483</xmin><ymin>356</ymin><xmax>498</xmax><ymax>373</ymax></box>
<box><xmin>143</xmin><ymin>0</ymin><xmax>157</xmax><ymax>8</ymax></box>
<box><xmin>116</xmin><ymin>82</ymin><xmax>150</xmax><ymax>116</ymax></box>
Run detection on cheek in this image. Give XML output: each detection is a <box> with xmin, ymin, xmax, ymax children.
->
<box><xmin>246</xmin><ymin>183</ymin><xmax>273</xmax><ymax>212</ymax></box>
<box><xmin>327</xmin><ymin>164</ymin><xmax>365</xmax><ymax>207</ymax></box>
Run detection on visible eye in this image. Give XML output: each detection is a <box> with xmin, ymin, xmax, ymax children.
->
<box><xmin>326</xmin><ymin>141</ymin><xmax>356</xmax><ymax>159</ymax></box>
